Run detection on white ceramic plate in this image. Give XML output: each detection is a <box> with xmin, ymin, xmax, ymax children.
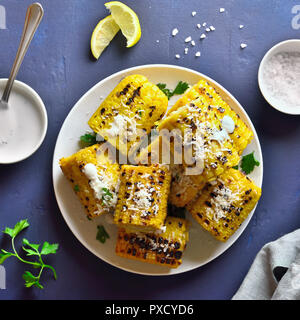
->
<box><xmin>52</xmin><ymin>64</ymin><xmax>263</xmax><ymax>276</ymax></box>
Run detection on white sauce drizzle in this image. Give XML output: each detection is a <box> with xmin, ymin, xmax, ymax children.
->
<box><xmin>82</xmin><ymin>163</ymin><xmax>118</xmax><ymax>210</ymax></box>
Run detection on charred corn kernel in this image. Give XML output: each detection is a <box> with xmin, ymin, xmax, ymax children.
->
<box><xmin>187</xmin><ymin>168</ymin><xmax>261</xmax><ymax>242</ymax></box>
<box><xmin>115</xmin><ymin>216</ymin><xmax>189</xmax><ymax>268</ymax></box>
<box><xmin>166</xmin><ymin>79</ymin><xmax>253</xmax><ymax>154</ymax></box>
<box><xmin>88</xmin><ymin>75</ymin><xmax>168</xmax><ymax>157</ymax></box>
<box><xmin>59</xmin><ymin>144</ymin><xmax>121</xmax><ymax>219</ymax></box>
<box><xmin>114</xmin><ymin>164</ymin><xmax>171</xmax><ymax>233</ymax></box>
<box><xmin>158</xmin><ymin>97</ymin><xmax>241</xmax><ymax>189</ymax></box>
<box><xmin>168</xmin><ymin>164</ymin><xmax>200</xmax><ymax>207</ymax></box>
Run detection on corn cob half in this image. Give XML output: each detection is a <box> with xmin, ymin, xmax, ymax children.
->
<box><xmin>187</xmin><ymin>168</ymin><xmax>261</xmax><ymax>242</ymax></box>
<box><xmin>166</xmin><ymin>79</ymin><xmax>253</xmax><ymax>154</ymax></box>
<box><xmin>158</xmin><ymin>97</ymin><xmax>241</xmax><ymax>189</ymax></box>
<box><xmin>116</xmin><ymin>216</ymin><xmax>189</xmax><ymax>268</ymax></box>
<box><xmin>59</xmin><ymin>144</ymin><xmax>121</xmax><ymax>219</ymax></box>
<box><xmin>88</xmin><ymin>75</ymin><xmax>168</xmax><ymax>157</ymax></box>
<box><xmin>114</xmin><ymin>164</ymin><xmax>171</xmax><ymax>233</ymax></box>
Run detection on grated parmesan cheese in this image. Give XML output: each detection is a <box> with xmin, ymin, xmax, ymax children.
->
<box><xmin>106</xmin><ymin>114</ymin><xmax>137</xmax><ymax>140</ymax></box>
<box><xmin>209</xmin><ymin>180</ymin><xmax>240</xmax><ymax>222</ymax></box>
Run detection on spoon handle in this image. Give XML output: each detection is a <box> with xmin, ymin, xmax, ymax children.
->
<box><xmin>1</xmin><ymin>3</ymin><xmax>44</xmax><ymax>103</ymax></box>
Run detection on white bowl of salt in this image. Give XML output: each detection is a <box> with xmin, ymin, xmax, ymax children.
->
<box><xmin>258</xmin><ymin>39</ymin><xmax>300</xmax><ymax>115</ymax></box>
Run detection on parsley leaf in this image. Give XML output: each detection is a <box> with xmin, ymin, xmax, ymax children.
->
<box><xmin>1</xmin><ymin>219</ymin><xmax>58</xmax><ymax>289</ymax></box>
<box><xmin>3</xmin><ymin>219</ymin><xmax>29</xmax><ymax>238</ymax></box>
<box><xmin>96</xmin><ymin>225</ymin><xmax>110</xmax><ymax>243</ymax></box>
<box><xmin>157</xmin><ymin>81</ymin><xmax>189</xmax><ymax>100</ymax></box>
<box><xmin>101</xmin><ymin>187</ymin><xmax>113</xmax><ymax>205</ymax></box>
<box><xmin>74</xmin><ymin>184</ymin><xmax>80</xmax><ymax>192</ymax></box>
<box><xmin>0</xmin><ymin>250</ymin><xmax>13</xmax><ymax>264</ymax></box>
<box><xmin>232</xmin><ymin>165</ymin><xmax>239</xmax><ymax>170</ymax></box>
<box><xmin>80</xmin><ymin>132</ymin><xmax>98</xmax><ymax>147</ymax></box>
<box><xmin>157</xmin><ymin>83</ymin><xmax>173</xmax><ymax>99</ymax></box>
<box><xmin>102</xmin><ymin>187</ymin><xmax>112</xmax><ymax>198</ymax></box>
<box><xmin>172</xmin><ymin>81</ymin><xmax>190</xmax><ymax>95</ymax></box>
<box><xmin>23</xmin><ymin>271</ymin><xmax>43</xmax><ymax>289</ymax></box>
<box><xmin>41</xmin><ymin>242</ymin><xmax>59</xmax><ymax>255</ymax></box>
<box><xmin>241</xmin><ymin>152</ymin><xmax>260</xmax><ymax>174</ymax></box>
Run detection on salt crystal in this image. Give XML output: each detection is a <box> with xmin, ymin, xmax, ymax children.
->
<box><xmin>240</xmin><ymin>43</ymin><xmax>247</xmax><ymax>49</ymax></box>
<box><xmin>172</xmin><ymin>28</ymin><xmax>179</xmax><ymax>36</ymax></box>
<box><xmin>200</xmin><ymin>33</ymin><xmax>206</xmax><ymax>39</ymax></box>
<box><xmin>239</xmin><ymin>25</ymin><xmax>244</xmax><ymax>29</ymax></box>
<box><xmin>220</xmin><ymin>8</ymin><xmax>225</xmax><ymax>13</ymax></box>
<box><xmin>197</xmin><ymin>24</ymin><xmax>201</xmax><ymax>29</ymax></box>
<box><xmin>210</xmin><ymin>26</ymin><xmax>215</xmax><ymax>31</ymax></box>
<box><xmin>185</xmin><ymin>36</ymin><xmax>192</xmax><ymax>43</ymax></box>
<box><xmin>175</xmin><ymin>54</ymin><xmax>181</xmax><ymax>59</ymax></box>
<box><xmin>192</xmin><ymin>11</ymin><xmax>197</xmax><ymax>16</ymax></box>
<box><xmin>191</xmin><ymin>40</ymin><xmax>196</xmax><ymax>46</ymax></box>
<box><xmin>202</xmin><ymin>22</ymin><xmax>207</xmax><ymax>27</ymax></box>
<box><xmin>195</xmin><ymin>51</ymin><xmax>201</xmax><ymax>57</ymax></box>
<box><xmin>184</xmin><ymin>48</ymin><xmax>189</xmax><ymax>55</ymax></box>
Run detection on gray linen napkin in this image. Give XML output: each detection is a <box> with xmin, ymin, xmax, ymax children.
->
<box><xmin>232</xmin><ymin>229</ymin><xmax>300</xmax><ymax>300</ymax></box>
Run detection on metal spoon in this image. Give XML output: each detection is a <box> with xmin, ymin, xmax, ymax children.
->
<box><xmin>0</xmin><ymin>3</ymin><xmax>44</xmax><ymax>143</ymax></box>
<box><xmin>1</xmin><ymin>3</ymin><xmax>44</xmax><ymax>108</ymax></box>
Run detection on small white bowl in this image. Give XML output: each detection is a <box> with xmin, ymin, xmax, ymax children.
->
<box><xmin>258</xmin><ymin>39</ymin><xmax>300</xmax><ymax>115</ymax></box>
<box><xmin>0</xmin><ymin>79</ymin><xmax>47</xmax><ymax>164</ymax></box>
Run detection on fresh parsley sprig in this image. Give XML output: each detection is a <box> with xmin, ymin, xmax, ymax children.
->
<box><xmin>157</xmin><ymin>81</ymin><xmax>189</xmax><ymax>100</ymax></box>
<box><xmin>96</xmin><ymin>225</ymin><xmax>110</xmax><ymax>244</ymax></box>
<box><xmin>80</xmin><ymin>132</ymin><xmax>98</xmax><ymax>147</ymax></box>
<box><xmin>241</xmin><ymin>152</ymin><xmax>260</xmax><ymax>174</ymax></box>
<box><xmin>0</xmin><ymin>219</ymin><xmax>58</xmax><ymax>289</ymax></box>
<box><xmin>233</xmin><ymin>151</ymin><xmax>260</xmax><ymax>174</ymax></box>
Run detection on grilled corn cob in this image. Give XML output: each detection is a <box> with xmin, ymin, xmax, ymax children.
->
<box><xmin>116</xmin><ymin>216</ymin><xmax>189</xmax><ymax>268</ymax></box>
<box><xmin>166</xmin><ymin>79</ymin><xmax>253</xmax><ymax>153</ymax></box>
<box><xmin>187</xmin><ymin>168</ymin><xmax>261</xmax><ymax>242</ymax></box>
<box><xmin>114</xmin><ymin>164</ymin><xmax>171</xmax><ymax>233</ymax></box>
<box><xmin>158</xmin><ymin>97</ymin><xmax>241</xmax><ymax>189</ymax></box>
<box><xmin>59</xmin><ymin>144</ymin><xmax>121</xmax><ymax>219</ymax></box>
<box><xmin>88</xmin><ymin>75</ymin><xmax>168</xmax><ymax>157</ymax></box>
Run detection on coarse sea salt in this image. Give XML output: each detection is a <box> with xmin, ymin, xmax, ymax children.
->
<box><xmin>172</xmin><ymin>28</ymin><xmax>179</xmax><ymax>36</ymax></box>
<box><xmin>263</xmin><ymin>51</ymin><xmax>300</xmax><ymax>108</ymax></box>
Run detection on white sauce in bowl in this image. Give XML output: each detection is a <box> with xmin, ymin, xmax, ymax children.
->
<box><xmin>0</xmin><ymin>79</ymin><xmax>47</xmax><ymax>164</ymax></box>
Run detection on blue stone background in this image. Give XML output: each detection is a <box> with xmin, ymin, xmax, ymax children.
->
<box><xmin>0</xmin><ymin>0</ymin><xmax>299</xmax><ymax>300</ymax></box>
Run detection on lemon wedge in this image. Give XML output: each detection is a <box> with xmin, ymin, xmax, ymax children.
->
<box><xmin>104</xmin><ymin>1</ymin><xmax>141</xmax><ymax>48</ymax></box>
<box><xmin>91</xmin><ymin>15</ymin><xmax>120</xmax><ymax>59</ymax></box>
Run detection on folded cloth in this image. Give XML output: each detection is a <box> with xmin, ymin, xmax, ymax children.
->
<box><xmin>232</xmin><ymin>229</ymin><xmax>300</xmax><ymax>300</ymax></box>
